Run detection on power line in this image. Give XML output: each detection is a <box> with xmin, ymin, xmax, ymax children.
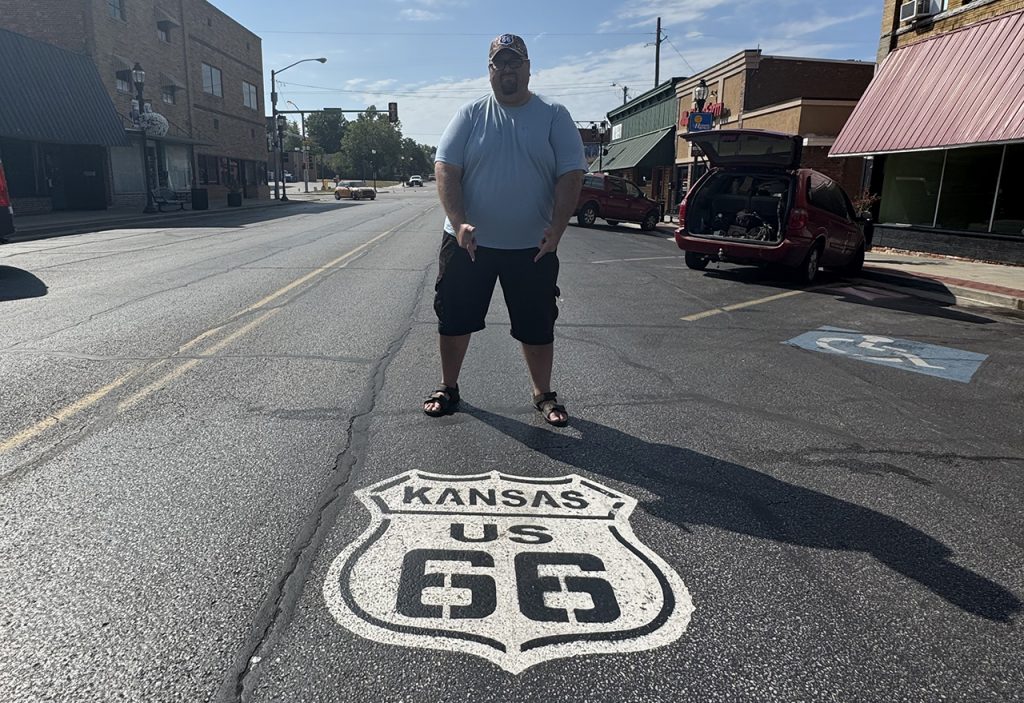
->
<box><xmin>664</xmin><ymin>37</ymin><xmax>696</xmax><ymax>74</ymax></box>
<box><xmin>257</xmin><ymin>30</ymin><xmax>654</xmax><ymax>36</ymax></box>
<box><xmin>279</xmin><ymin>80</ymin><xmax>652</xmax><ymax>99</ymax></box>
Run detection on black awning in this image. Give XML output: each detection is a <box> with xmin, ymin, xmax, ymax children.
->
<box><xmin>0</xmin><ymin>28</ymin><xmax>130</xmax><ymax>147</ymax></box>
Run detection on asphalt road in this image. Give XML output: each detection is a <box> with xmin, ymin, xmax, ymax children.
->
<box><xmin>1</xmin><ymin>187</ymin><xmax>1022</xmax><ymax>702</ymax></box>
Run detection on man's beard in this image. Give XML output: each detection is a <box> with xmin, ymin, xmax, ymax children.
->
<box><xmin>500</xmin><ymin>74</ymin><xmax>519</xmax><ymax>95</ymax></box>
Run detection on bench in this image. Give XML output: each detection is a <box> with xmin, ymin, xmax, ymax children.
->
<box><xmin>151</xmin><ymin>188</ymin><xmax>190</xmax><ymax>212</ymax></box>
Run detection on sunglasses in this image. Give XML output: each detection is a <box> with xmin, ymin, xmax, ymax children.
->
<box><xmin>489</xmin><ymin>58</ymin><xmax>525</xmax><ymax>71</ymax></box>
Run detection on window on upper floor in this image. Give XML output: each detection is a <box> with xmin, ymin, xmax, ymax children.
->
<box><xmin>202</xmin><ymin>63</ymin><xmax>223</xmax><ymax>97</ymax></box>
<box><xmin>108</xmin><ymin>0</ymin><xmax>126</xmax><ymax>21</ymax></box>
<box><xmin>242</xmin><ymin>81</ymin><xmax>258</xmax><ymax>110</ymax></box>
<box><xmin>116</xmin><ymin>70</ymin><xmax>131</xmax><ymax>93</ymax></box>
<box><xmin>157</xmin><ymin>25</ymin><xmax>169</xmax><ymax>42</ymax></box>
<box><xmin>161</xmin><ymin>87</ymin><xmax>176</xmax><ymax>105</ymax></box>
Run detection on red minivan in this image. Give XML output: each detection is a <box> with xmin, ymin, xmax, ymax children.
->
<box><xmin>674</xmin><ymin>130</ymin><xmax>868</xmax><ymax>284</ymax></box>
<box><xmin>0</xmin><ymin>150</ymin><xmax>13</xmax><ymax>243</ymax></box>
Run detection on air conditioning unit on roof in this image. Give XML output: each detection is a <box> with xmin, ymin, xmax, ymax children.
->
<box><xmin>900</xmin><ymin>0</ymin><xmax>941</xmax><ymax>22</ymax></box>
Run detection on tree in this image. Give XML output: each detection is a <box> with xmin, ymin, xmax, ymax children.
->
<box><xmin>282</xmin><ymin>119</ymin><xmax>302</xmax><ymax>152</ymax></box>
<box><xmin>306</xmin><ymin>111</ymin><xmax>348</xmax><ymax>153</ymax></box>
<box><xmin>338</xmin><ymin>107</ymin><xmax>402</xmax><ymax>180</ymax></box>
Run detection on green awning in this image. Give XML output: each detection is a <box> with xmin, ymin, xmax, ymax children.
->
<box><xmin>0</xmin><ymin>28</ymin><xmax>129</xmax><ymax>147</ymax></box>
<box><xmin>591</xmin><ymin>128</ymin><xmax>674</xmax><ymax>172</ymax></box>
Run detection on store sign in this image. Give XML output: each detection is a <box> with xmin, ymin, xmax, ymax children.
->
<box><xmin>324</xmin><ymin>471</ymin><xmax>694</xmax><ymax>673</ymax></box>
<box><xmin>687</xmin><ymin>112</ymin><xmax>714</xmax><ymax>132</ymax></box>
<box><xmin>611</xmin><ymin>123</ymin><xmax>623</xmax><ymax>141</ymax></box>
<box><xmin>680</xmin><ymin>102</ymin><xmax>725</xmax><ymax>127</ymax></box>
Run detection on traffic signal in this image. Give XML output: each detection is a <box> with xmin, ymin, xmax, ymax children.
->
<box><xmin>590</xmin><ymin>123</ymin><xmax>598</xmax><ymax>142</ymax></box>
<box><xmin>388</xmin><ymin>102</ymin><xmax>399</xmax><ymax>123</ymax></box>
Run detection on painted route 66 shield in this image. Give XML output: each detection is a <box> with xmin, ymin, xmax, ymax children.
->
<box><xmin>324</xmin><ymin>471</ymin><xmax>694</xmax><ymax>673</ymax></box>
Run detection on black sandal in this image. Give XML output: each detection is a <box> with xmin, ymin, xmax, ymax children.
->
<box><xmin>533</xmin><ymin>391</ymin><xmax>568</xmax><ymax>427</ymax></box>
<box><xmin>423</xmin><ymin>385</ymin><xmax>460</xmax><ymax>417</ymax></box>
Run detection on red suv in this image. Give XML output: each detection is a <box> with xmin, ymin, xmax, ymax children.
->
<box><xmin>576</xmin><ymin>173</ymin><xmax>662</xmax><ymax>231</ymax></box>
<box><xmin>0</xmin><ymin>151</ymin><xmax>13</xmax><ymax>243</ymax></box>
<box><xmin>674</xmin><ymin>130</ymin><xmax>868</xmax><ymax>284</ymax></box>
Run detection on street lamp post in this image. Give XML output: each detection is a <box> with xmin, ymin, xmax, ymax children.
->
<box><xmin>276</xmin><ymin>114</ymin><xmax>288</xmax><ymax>201</ymax></box>
<box><xmin>287</xmin><ymin>100</ymin><xmax>309</xmax><ymax>193</ymax></box>
<box><xmin>598</xmin><ymin>120</ymin><xmax>608</xmax><ymax>172</ymax></box>
<box><xmin>370</xmin><ymin>148</ymin><xmax>377</xmax><ymax>192</ymax></box>
<box><xmin>694</xmin><ymin>78</ymin><xmax>709</xmax><ymax>113</ymax></box>
<box><xmin>271</xmin><ymin>57</ymin><xmax>326</xmax><ymax>200</ymax></box>
<box><xmin>133</xmin><ymin>63</ymin><xmax>157</xmax><ymax>214</ymax></box>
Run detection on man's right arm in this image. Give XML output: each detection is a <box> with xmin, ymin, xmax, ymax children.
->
<box><xmin>435</xmin><ymin>161</ymin><xmax>466</xmax><ymax>230</ymax></box>
<box><xmin>436</xmin><ymin>161</ymin><xmax>478</xmax><ymax>261</ymax></box>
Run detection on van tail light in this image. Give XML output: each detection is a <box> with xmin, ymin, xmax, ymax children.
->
<box><xmin>787</xmin><ymin>207</ymin><xmax>808</xmax><ymax>231</ymax></box>
<box><xmin>0</xmin><ymin>163</ymin><xmax>10</xmax><ymax>208</ymax></box>
<box><xmin>677</xmin><ymin>198</ymin><xmax>687</xmax><ymax>226</ymax></box>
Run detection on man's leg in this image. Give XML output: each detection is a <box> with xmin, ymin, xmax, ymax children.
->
<box><xmin>521</xmin><ymin>342</ymin><xmax>566</xmax><ymax>425</ymax></box>
<box><xmin>424</xmin><ymin>333</ymin><xmax>471</xmax><ymax>414</ymax></box>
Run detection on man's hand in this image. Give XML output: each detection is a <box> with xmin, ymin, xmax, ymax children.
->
<box><xmin>534</xmin><ymin>226</ymin><xmax>562</xmax><ymax>262</ymax></box>
<box><xmin>456</xmin><ymin>223</ymin><xmax>477</xmax><ymax>262</ymax></box>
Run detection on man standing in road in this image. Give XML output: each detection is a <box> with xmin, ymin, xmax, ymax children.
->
<box><xmin>423</xmin><ymin>33</ymin><xmax>586</xmax><ymax>427</ymax></box>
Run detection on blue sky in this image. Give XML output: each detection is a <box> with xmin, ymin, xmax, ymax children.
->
<box><xmin>210</xmin><ymin>0</ymin><xmax>883</xmax><ymax>145</ymax></box>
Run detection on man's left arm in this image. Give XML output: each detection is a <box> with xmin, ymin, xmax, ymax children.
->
<box><xmin>535</xmin><ymin>170</ymin><xmax>583</xmax><ymax>262</ymax></box>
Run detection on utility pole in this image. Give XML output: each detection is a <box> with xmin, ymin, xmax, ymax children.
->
<box><xmin>622</xmin><ymin>85</ymin><xmax>629</xmax><ymax>105</ymax></box>
<box><xmin>655</xmin><ymin>17</ymin><xmax>662</xmax><ymax>88</ymax></box>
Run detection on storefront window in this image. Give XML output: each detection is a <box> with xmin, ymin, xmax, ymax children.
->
<box><xmin>879</xmin><ymin>150</ymin><xmax>944</xmax><ymax>226</ymax></box>
<box><xmin>164</xmin><ymin>145</ymin><xmax>192</xmax><ymax>191</ymax></box>
<box><xmin>992</xmin><ymin>144</ymin><xmax>1024</xmax><ymax>237</ymax></box>
<box><xmin>935</xmin><ymin>145</ymin><xmax>1002</xmax><ymax>232</ymax></box>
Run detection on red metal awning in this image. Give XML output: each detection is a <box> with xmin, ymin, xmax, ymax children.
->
<box><xmin>831</xmin><ymin>10</ymin><xmax>1024</xmax><ymax>157</ymax></box>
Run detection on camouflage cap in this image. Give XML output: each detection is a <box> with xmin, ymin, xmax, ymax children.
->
<box><xmin>489</xmin><ymin>33</ymin><xmax>529</xmax><ymax>61</ymax></box>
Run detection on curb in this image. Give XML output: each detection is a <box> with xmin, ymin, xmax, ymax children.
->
<box><xmin>2</xmin><ymin>200</ymin><xmax>301</xmax><ymax>243</ymax></box>
<box><xmin>858</xmin><ymin>266</ymin><xmax>1024</xmax><ymax>311</ymax></box>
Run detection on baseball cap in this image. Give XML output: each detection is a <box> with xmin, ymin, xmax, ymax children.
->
<box><xmin>488</xmin><ymin>33</ymin><xmax>529</xmax><ymax>61</ymax></box>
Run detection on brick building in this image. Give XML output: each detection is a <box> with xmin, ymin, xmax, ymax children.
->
<box><xmin>832</xmin><ymin>1</ymin><xmax>1024</xmax><ymax>263</ymax></box>
<box><xmin>0</xmin><ymin>0</ymin><xmax>268</xmax><ymax>213</ymax></box>
<box><xmin>673</xmin><ymin>51</ymin><xmax>874</xmax><ymax>205</ymax></box>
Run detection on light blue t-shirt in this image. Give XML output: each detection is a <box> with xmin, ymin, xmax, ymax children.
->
<box><xmin>435</xmin><ymin>93</ymin><xmax>587</xmax><ymax>250</ymax></box>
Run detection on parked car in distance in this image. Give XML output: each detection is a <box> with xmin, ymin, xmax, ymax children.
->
<box><xmin>407</xmin><ymin>175</ymin><xmax>423</xmax><ymax>187</ymax></box>
<box><xmin>674</xmin><ymin>129</ymin><xmax>869</xmax><ymax>284</ymax></box>
<box><xmin>334</xmin><ymin>180</ymin><xmax>377</xmax><ymax>201</ymax></box>
<box><xmin>283</xmin><ymin>171</ymin><xmax>294</xmax><ymax>183</ymax></box>
<box><xmin>0</xmin><ymin>152</ymin><xmax>14</xmax><ymax>242</ymax></box>
<box><xmin>575</xmin><ymin>173</ymin><xmax>662</xmax><ymax>231</ymax></box>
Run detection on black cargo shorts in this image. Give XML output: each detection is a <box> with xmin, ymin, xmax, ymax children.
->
<box><xmin>433</xmin><ymin>233</ymin><xmax>560</xmax><ymax>345</ymax></box>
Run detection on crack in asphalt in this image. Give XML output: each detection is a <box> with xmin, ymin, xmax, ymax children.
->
<box><xmin>218</xmin><ymin>265</ymin><xmax>431</xmax><ymax>703</ymax></box>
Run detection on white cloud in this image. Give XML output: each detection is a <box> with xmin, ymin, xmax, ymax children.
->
<box><xmin>776</xmin><ymin>8</ymin><xmax>878</xmax><ymax>38</ymax></box>
<box><xmin>400</xmin><ymin>8</ymin><xmax>442</xmax><ymax>21</ymax></box>
<box><xmin>600</xmin><ymin>0</ymin><xmax>733</xmax><ymax>30</ymax></box>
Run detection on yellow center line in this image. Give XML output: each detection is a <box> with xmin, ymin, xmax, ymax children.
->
<box><xmin>0</xmin><ymin>371</ymin><xmax>139</xmax><ymax>453</ymax></box>
<box><xmin>243</xmin><ymin>226</ymin><xmax>399</xmax><ymax>313</ymax></box>
<box><xmin>117</xmin><ymin>308</ymin><xmax>280</xmax><ymax>411</ymax></box>
<box><xmin>681</xmin><ymin>289</ymin><xmax>808</xmax><ymax>321</ymax></box>
<box><xmin>0</xmin><ymin>208</ymin><xmax>432</xmax><ymax>453</ymax></box>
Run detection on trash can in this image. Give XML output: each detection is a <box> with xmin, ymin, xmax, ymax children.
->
<box><xmin>190</xmin><ymin>187</ymin><xmax>209</xmax><ymax>211</ymax></box>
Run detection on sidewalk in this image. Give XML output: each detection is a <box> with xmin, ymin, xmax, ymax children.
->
<box><xmin>653</xmin><ymin>221</ymin><xmax>1023</xmax><ymax>312</ymax></box>
<box><xmin>1</xmin><ymin>186</ymin><xmax>346</xmax><ymax>242</ymax></box>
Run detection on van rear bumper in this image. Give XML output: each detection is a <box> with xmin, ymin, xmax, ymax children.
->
<box><xmin>674</xmin><ymin>229</ymin><xmax>805</xmax><ymax>267</ymax></box>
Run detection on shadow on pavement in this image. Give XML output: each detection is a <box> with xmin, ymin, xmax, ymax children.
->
<box><xmin>0</xmin><ymin>266</ymin><xmax>48</xmax><ymax>301</ymax></box>
<box><xmin>467</xmin><ymin>406</ymin><xmax>1021</xmax><ymax>623</ymax></box>
<box><xmin>699</xmin><ymin>265</ymin><xmax>995</xmax><ymax>324</ymax></box>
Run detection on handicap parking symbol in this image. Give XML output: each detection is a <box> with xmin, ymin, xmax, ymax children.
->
<box><xmin>785</xmin><ymin>326</ymin><xmax>987</xmax><ymax>383</ymax></box>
